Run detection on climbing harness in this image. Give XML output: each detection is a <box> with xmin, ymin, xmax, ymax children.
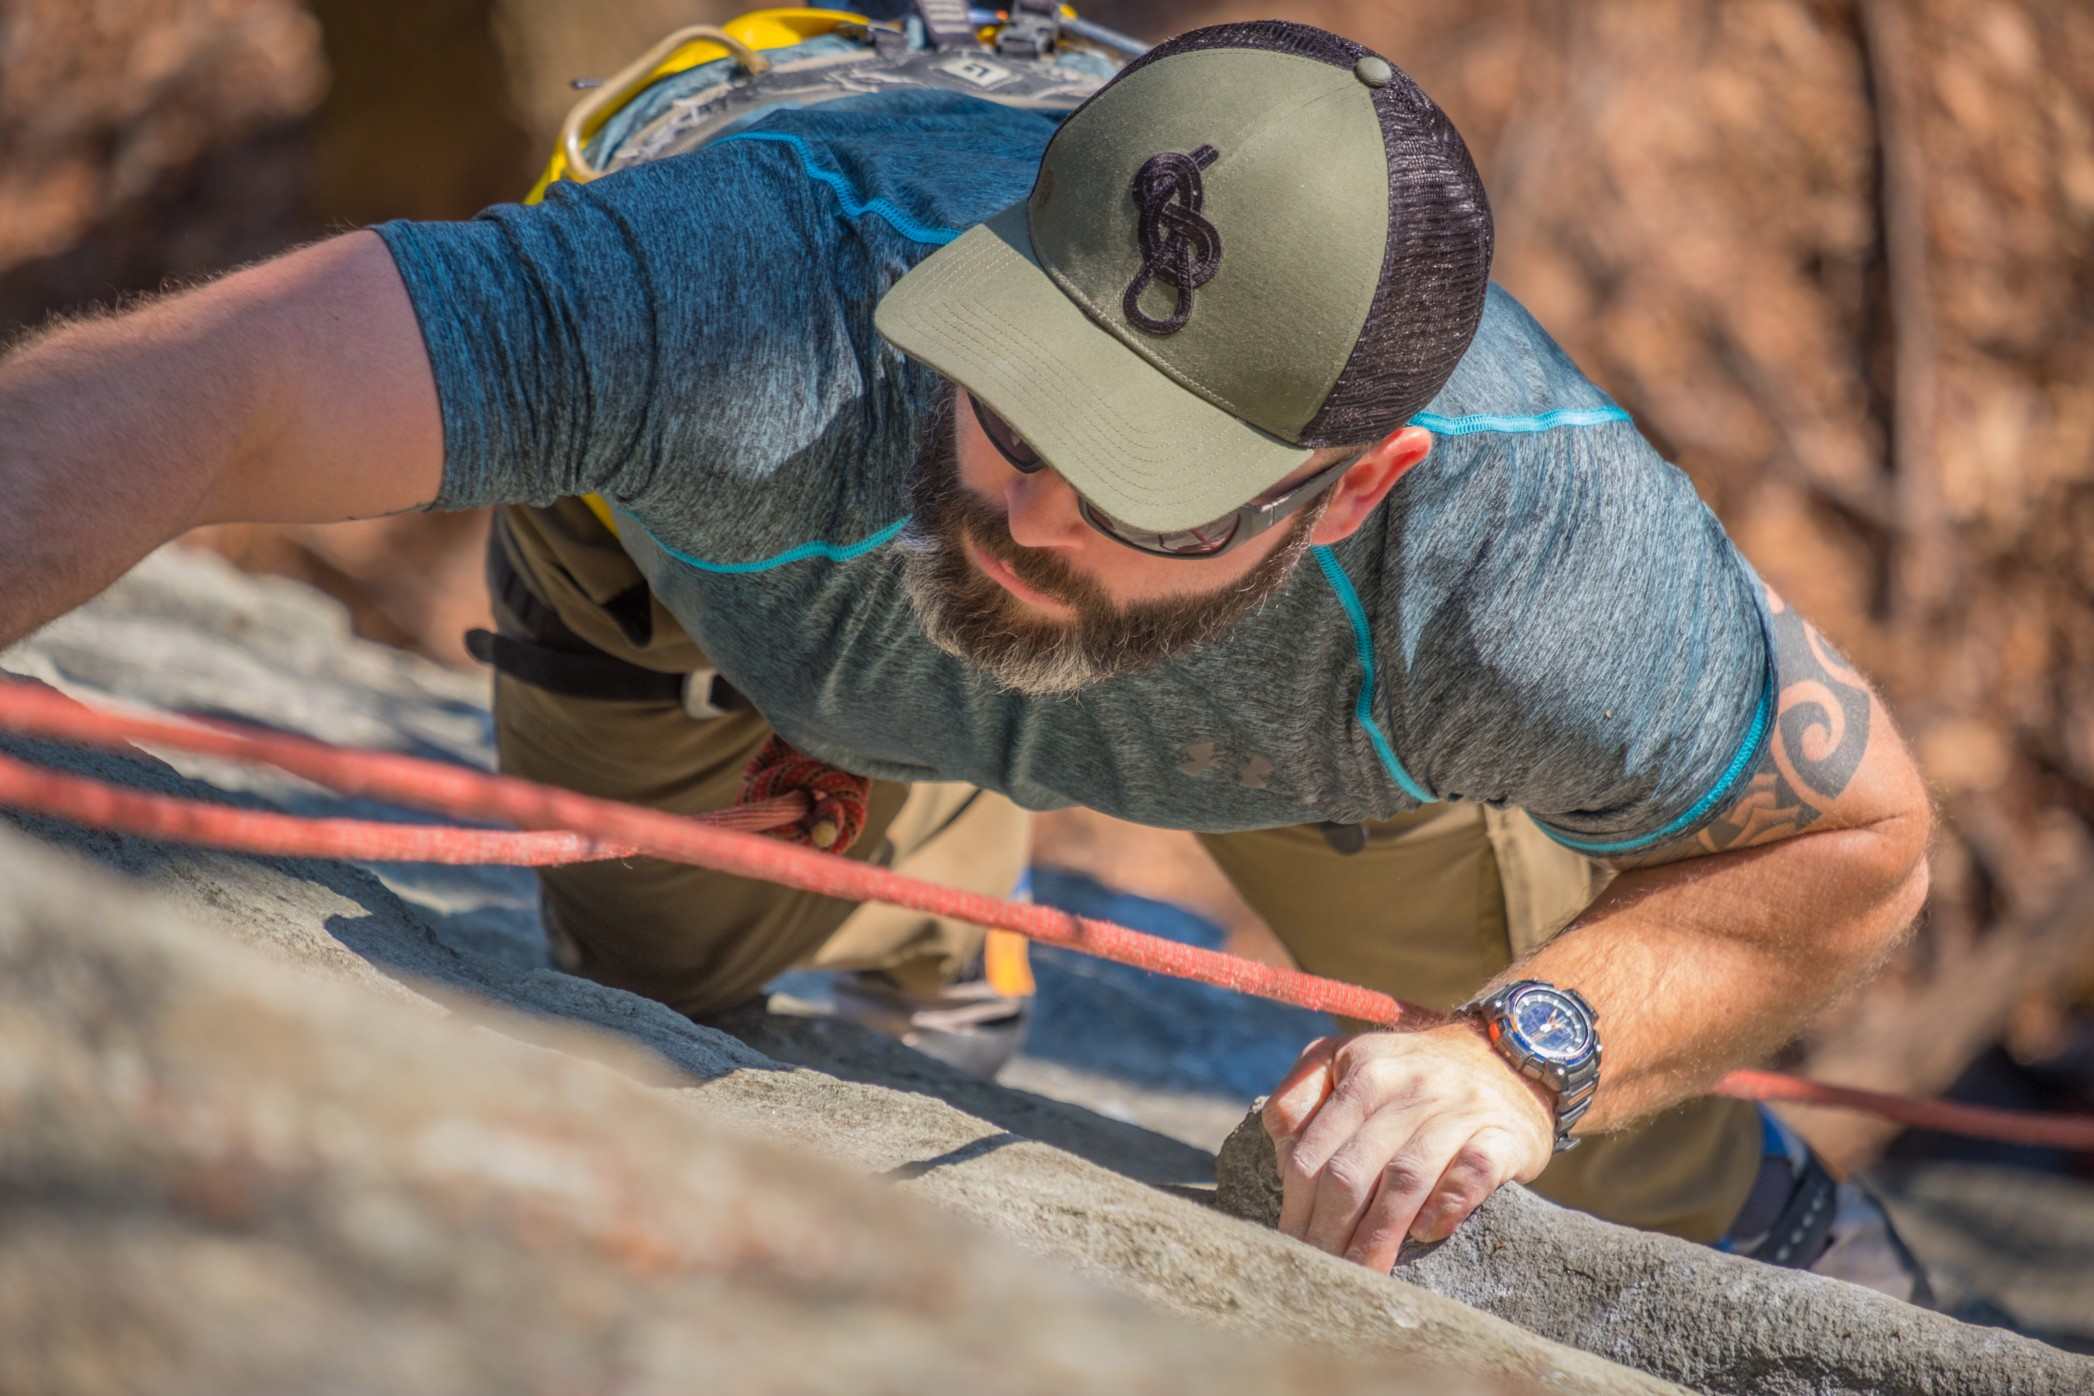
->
<box><xmin>466</xmin><ymin>516</ymin><xmax>751</xmax><ymax>721</ymax></box>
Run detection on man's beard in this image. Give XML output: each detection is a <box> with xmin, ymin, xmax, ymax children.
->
<box><xmin>899</xmin><ymin>389</ymin><xmax>1328</xmax><ymax>696</ymax></box>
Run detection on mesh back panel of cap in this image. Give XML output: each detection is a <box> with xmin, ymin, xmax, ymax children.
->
<box><xmin>1103</xmin><ymin>21</ymin><xmax>1495</xmax><ymax>446</ymax></box>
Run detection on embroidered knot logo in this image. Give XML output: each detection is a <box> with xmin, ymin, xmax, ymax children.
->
<box><xmin>1123</xmin><ymin>144</ymin><xmax>1222</xmax><ymax>336</ymax></box>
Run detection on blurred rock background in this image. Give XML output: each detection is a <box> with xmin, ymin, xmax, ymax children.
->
<box><xmin>2</xmin><ymin>0</ymin><xmax>2089</xmax><ymax>1169</ymax></box>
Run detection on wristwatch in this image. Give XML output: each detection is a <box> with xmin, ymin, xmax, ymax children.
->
<box><xmin>1462</xmin><ymin>980</ymin><xmax>1601</xmax><ymax>1152</ymax></box>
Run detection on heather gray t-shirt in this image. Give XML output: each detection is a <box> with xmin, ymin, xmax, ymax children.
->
<box><xmin>376</xmin><ymin>89</ymin><xmax>1773</xmax><ymax>854</ymax></box>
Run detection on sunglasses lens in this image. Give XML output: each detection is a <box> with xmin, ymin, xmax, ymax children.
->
<box><xmin>1079</xmin><ymin>498</ymin><xmax>1240</xmax><ymax>557</ymax></box>
<box><xmin>964</xmin><ymin>387</ymin><xmax>1249</xmax><ymax>558</ymax></box>
<box><xmin>968</xmin><ymin>395</ymin><xmax>1044</xmax><ymax>472</ymax></box>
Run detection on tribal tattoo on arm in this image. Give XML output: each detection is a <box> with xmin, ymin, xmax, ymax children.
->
<box><xmin>1607</xmin><ymin>583</ymin><xmax>1877</xmax><ymax>870</ymax></box>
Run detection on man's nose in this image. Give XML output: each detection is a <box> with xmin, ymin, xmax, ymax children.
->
<box><xmin>1002</xmin><ymin>468</ymin><xmax>1088</xmax><ymax>552</ymax></box>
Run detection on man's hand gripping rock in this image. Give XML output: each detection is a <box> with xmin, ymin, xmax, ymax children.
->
<box><xmin>1262</xmin><ymin>1023</ymin><xmax>1555</xmax><ymax>1271</ymax></box>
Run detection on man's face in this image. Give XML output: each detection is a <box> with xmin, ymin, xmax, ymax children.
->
<box><xmin>900</xmin><ymin>384</ymin><xmax>1331</xmax><ymax>696</ymax></box>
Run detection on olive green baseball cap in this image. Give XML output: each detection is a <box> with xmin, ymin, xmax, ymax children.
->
<box><xmin>875</xmin><ymin>20</ymin><xmax>1493</xmax><ymax>532</ymax></box>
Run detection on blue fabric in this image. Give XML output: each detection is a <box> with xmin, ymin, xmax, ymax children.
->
<box><xmin>1715</xmin><ymin>1105</ymin><xmax>1815</xmax><ymax>1252</ymax></box>
<box><xmin>1540</xmin><ymin>658</ymin><xmax>1774</xmax><ymax>855</ymax></box>
<box><xmin>627</xmin><ymin>512</ymin><xmax>911</xmax><ymax>575</ymax></box>
<box><xmin>709</xmin><ymin>131</ymin><xmax>964</xmax><ymax>246</ymax></box>
<box><xmin>375</xmin><ymin>89</ymin><xmax>1772</xmax><ymax>844</ymax></box>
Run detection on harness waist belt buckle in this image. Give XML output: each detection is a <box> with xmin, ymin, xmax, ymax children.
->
<box><xmin>683</xmin><ymin>668</ymin><xmax>733</xmax><ymax>721</ymax></box>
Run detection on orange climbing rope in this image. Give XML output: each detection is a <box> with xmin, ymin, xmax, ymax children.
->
<box><xmin>2</xmin><ymin>679</ymin><xmax>2090</xmax><ymax>1151</ymax></box>
<box><xmin>739</xmin><ymin>733</ymin><xmax>872</xmax><ymax>852</ymax></box>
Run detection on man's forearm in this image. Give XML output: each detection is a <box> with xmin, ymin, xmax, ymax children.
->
<box><xmin>1265</xmin><ymin>582</ymin><xmax>1932</xmax><ymax>1262</ymax></box>
<box><xmin>0</xmin><ymin>295</ymin><xmax>256</xmax><ymax>650</ymax></box>
<box><xmin>1494</xmin><ymin>812</ymin><xmax>1929</xmax><ymax>1132</ymax></box>
<box><xmin>0</xmin><ymin>232</ymin><xmax>444</xmax><ymax>653</ymax></box>
<box><xmin>1254</xmin><ymin>821</ymin><xmax>1936</xmax><ymax>1266</ymax></box>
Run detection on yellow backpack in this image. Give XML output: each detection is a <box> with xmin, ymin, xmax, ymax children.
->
<box><xmin>526</xmin><ymin>5</ymin><xmax>1136</xmax><ymax>540</ymax></box>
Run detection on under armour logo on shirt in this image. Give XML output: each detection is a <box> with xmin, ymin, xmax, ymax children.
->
<box><xmin>1123</xmin><ymin>145</ymin><xmax>1222</xmax><ymax>336</ymax></box>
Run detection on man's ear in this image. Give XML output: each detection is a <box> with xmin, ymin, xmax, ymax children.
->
<box><xmin>1308</xmin><ymin>426</ymin><xmax>1434</xmax><ymax>545</ymax></box>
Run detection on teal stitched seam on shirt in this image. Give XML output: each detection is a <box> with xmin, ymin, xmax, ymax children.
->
<box><xmin>711</xmin><ymin>131</ymin><xmax>962</xmax><ymax>247</ymax></box>
<box><xmin>1409</xmin><ymin>405</ymin><xmax>1631</xmax><ymax>436</ymax></box>
<box><xmin>605</xmin><ymin>128</ymin><xmax>938</xmax><ymax>578</ymax></box>
<box><xmin>1535</xmin><ymin>652</ymin><xmax>1776</xmax><ymax>855</ymax></box>
<box><xmin>1313</xmin><ymin>545</ymin><xmax>1436</xmax><ymax>805</ymax></box>
<box><xmin>626</xmin><ymin>511</ymin><xmax>911</xmax><ymax>574</ymax></box>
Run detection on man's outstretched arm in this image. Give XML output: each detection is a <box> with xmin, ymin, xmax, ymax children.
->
<box><xmin>1263</xmin><ymin>581</ymin><xmax>1931</xmax><ymax>1270</ymax></box>
<box><xmin>0</xmin><ymin>231</ymin><xmax>442</xmax><ymax>651</ymax></box>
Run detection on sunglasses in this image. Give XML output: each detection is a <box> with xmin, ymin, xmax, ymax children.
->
<box><xmin>965</xmin><ymin>393</ymin><xmax>1356</xmax><ymax>559</ymax></box>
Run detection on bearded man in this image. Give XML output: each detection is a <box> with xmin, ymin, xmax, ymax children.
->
<box><xmin>0</xmin><ymin>19</ymin><xmax>1934</xmax><ymax>1296</ymax></box>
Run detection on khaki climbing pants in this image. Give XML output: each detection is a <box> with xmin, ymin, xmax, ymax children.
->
<box><xmin>491</xmin><ymin>499</ymin><xmax>1762</xmax><ymax>1243</ymax></box>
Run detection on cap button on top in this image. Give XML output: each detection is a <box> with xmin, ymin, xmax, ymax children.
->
<box><xmin>1353</xmin><ymin>56</ymin><xmax>1393</xmax><ymax>88</ymax></box>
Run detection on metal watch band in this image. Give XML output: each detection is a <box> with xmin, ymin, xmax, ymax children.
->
<box><xmin>1464</xmin><ymin>981</ymin><xmax>1602</xmax><ymax>1153</ymax></box>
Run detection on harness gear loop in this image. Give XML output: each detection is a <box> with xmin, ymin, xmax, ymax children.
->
<box><xmin>740</xmin><ymin>735</ymin><xmax>872</xmax><ymax>852</ymax></box>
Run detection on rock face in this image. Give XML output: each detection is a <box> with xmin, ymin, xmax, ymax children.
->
<box><xmin>10</xmin><ymin>546</ymin><xmax>2090</xmax><ymax>1393</ymax></box>
<box><xmin>1216</xmin><ymin>1107</ymin><xmax>2094</xmax><ymax>1396</ymax></box>
<box><xmin>0</xmin><ymin>547</ymin><xmax>1690</xmax><ymax>1395</ymax></box>
<box><xmin>0</xmin><ymin>829</ymin><xmax>1433</xmax><ymax>1396</ymax></box>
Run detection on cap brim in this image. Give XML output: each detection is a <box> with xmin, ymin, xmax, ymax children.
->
<box><xmin>875</xmin><ymin>202</ymin><xmax>1314</xmax><ymax>533</ymax></box>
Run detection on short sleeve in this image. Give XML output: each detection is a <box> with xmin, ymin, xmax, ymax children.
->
<box><xmin>1386</xmin><ymin>416</ymin><xmax>1776</xmax><ymax>856</ymax></box>
<box><xmin>372</xmin><ymin>137</ymin><xmax>884</xmax><ymax>514</ymax></box>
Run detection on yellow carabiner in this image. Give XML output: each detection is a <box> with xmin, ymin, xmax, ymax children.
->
<box><xmin>533</xmin><ymin>9</ymin><xmax>874</xmax><ymax>199</ymax></box>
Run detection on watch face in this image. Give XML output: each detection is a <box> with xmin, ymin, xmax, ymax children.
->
<box><xmin>1510</xmin><ymin>986</ymin><xmax>1591</xmax><ymax>1062</ymax></box>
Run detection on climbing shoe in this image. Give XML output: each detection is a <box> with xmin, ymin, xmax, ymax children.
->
<box><xmin>826</xmin><ymin>963</ymin><xmax>1033</xmax><ymax>1080</ymax></box>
